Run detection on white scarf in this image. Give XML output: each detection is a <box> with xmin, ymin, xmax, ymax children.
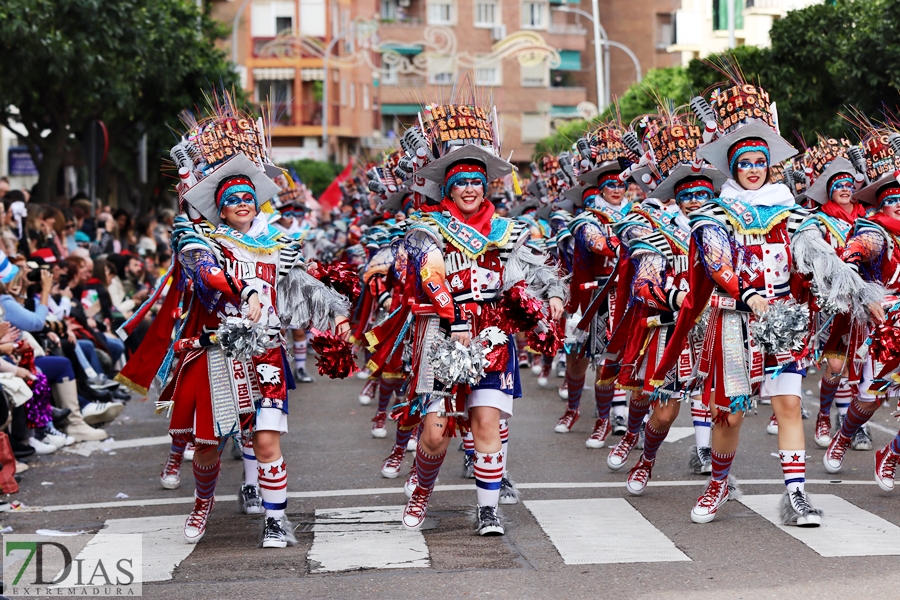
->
<box><xmin>719</xmin><ymin>180</ymin><xmax>795</xmax><ymax>208</ymax></box>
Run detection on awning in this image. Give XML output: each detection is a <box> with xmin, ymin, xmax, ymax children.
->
<box><xmin>381</xmin><ymin>103</ymin><xmax>421</xmax><ymax>115</ymax></box>
<box><xmin>300</xmin><ymin>68</ymin><xmax>324</xmax><ymax>81</ymax></box>
<box><xmin>550</xmin><ymin>105</ymin><xmax>581</xmax><ymax>118</ymax></box>
<box><xmin>253</xmin><ymin>68</ymin><xmax>296</xmax><ymax>81</ymax></box>
<box><xmin>556</xmin><ymin>50</ymin><xmax>581</xmax><ymax>71</ymax></box>
<box><xmin>379</xmin><ymin>43</ymin><xmax>424</xmax><ymax>56</ymax></box>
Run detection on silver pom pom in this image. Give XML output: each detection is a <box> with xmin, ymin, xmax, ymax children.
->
<box><xmin>748</xmin><ymin>301</ymin><xmax>810</xmax><ymax>356</ymax></box>
<box><xmin>215</xmin><ymin>317</ymin><xmax>278</xmax><ymax>361</ymax></box>
<box><xmin>429</xmin><ymin>328</ymin><xmax>508</xmax><ymax>387</ymax></box>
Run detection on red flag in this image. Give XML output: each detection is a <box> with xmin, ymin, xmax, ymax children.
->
<box><xmin>318</xmin><ymin>161</ymin><xmax>353</xmax><ymax>210</ymax></box>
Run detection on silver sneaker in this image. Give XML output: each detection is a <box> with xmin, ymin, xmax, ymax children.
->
<box><xmin>851</xmin><ymin>424</ymin><xmax>873</xmax><ymax>451</ymax></box>
<box><xmin>474</xmin><ymin>505</ymin><xmax>504</xmax><ymax>536</ymax></box>
<box><xmin>462</xmin><ymin>453</ymin><xmax>475</xmax><ymax>479</ymax></box>
<box><xmin>239</xmin><ymin>484</ymin><xmax>264</xmax><ymax>515</ymax></box>
<box><xmin>612</xmin><ymin>415</ymin><xmax>627</xmax><ymax>435</ymax></box>
<box><xmin>499</xmin><ymin>477</ymin><xmax>519</xmax><ymax>505</ymax></box>
<box><xmin>779</xmin><ymin>489</ymin><xmax>822</xmax><ymax>527</ymax></box>
<box><xmin>259</xmin><ymin>516</ymin><xmax>297</xmax><ymax>548</ymax></box>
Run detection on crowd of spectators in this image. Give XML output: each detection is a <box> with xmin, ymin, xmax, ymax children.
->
<box><xmin>0</xmin><ymin>176</ymin><xmax>167</xmax><ymax>493</ymax></box>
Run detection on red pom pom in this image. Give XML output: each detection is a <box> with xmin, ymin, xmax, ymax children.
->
<box><xmin>871</xmin><ymin>315</ymin><xmax>900</xmax><ymax>365</ymax></box>
<box><xmin>526</xmin><ymin>320</ymin><xmax>562</xmax><ymax>355</ymax></box>
<box><xmin>309</xmin><ymin>331</ymin><xmax>360</xmax><ymax>379</ymax></box>
<box><xmin>497</xmin><ymin>282</ymin><xmax>544</xmax><ymax>334</ymax></box>
<box><xmin>313</xmin><ymin>261</ymin><xmax>361</xmax><ymax>305</ymax></box>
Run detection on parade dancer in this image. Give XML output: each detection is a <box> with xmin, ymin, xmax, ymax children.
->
<box><xmin>649</xmin><ymin>81</ymin><xmax>881</xmax><ymax>525</ymax></box>
<box><xmin>801</xmin><ymin>144</ymin><xmax>870</xmax><ymax>449</ymax></box>
<box><xmin>367</xmin><ymin>98</ymin><xmax>566</xmax><ymax>535</ymax></box>
<box><xmin>601</xmin><ymin>116</ymin><xmax>726</xmax><ymax>488</ymax></box>
<box><xmin>117</xmin><ymin>104</ymin><xmax>350</xmax><ymax>547</ymax></box>
<box><xmin>823</xmin><ymin>131</ymin><xmax>900</xmax><ymax>484</ymax></box>
<box><xmin>555</xmin><ymin>126</ymin><xmax>633</xmax><ymax>448</ymax></box>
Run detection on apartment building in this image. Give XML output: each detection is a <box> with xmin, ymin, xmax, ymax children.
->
<box><xmin>668</xmin><ymin>0</ymin><xmax>821</xmax><ymax>64</ymax></box>
<box><xmin>211</xmin><ymin>0</ymin><xmax>379</xmax><ymax>164</ymax></box>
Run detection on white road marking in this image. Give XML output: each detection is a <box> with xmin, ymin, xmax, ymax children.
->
<box><xmin>740</xmin><ymin>494</ymin><xmax>900</xmax><ymax>557</ymax></box>
<box><xmin>307</xmin><ymin>506</ymin><xmax>429</xmax><ymax>572</ymax></box>
<box><xmin>526</xmin><ymin>498</ymin><xmax>691</xmax><ymax>564</ymax></box>
<box><xmin>51</xmin><ymin>515</ymin><xmax>193</xmax><ymax>586</ymax></box>
<box><xmin>63</xmin><ymin>436</ymin><xmax>172</xmax><ymax>457</ymax></box>
<box><xmin>37</xmin><ymin>480</ymin><xmax>880</xmax><ymax>513</ymax></box>
<box><xmin>663</xmin><ymin>427</ymin><xmax>695</xmax><ymax>443</ymax></box>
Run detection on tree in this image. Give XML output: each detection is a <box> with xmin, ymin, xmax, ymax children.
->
<box><xmin>0</xmin><ymin>0</ymin><xmax>239</xmax><ymax>206</ymax></box>
<box><xmin>532</xmin><ymin>66</ymin><xmax>693</xmax><ymax>159</ymax></box>
<box><xmin>285</xmin><ymin>159</ymin><xmax>344</xmax><ymax>197</ymax></box>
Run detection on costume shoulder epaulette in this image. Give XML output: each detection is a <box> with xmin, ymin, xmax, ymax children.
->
<box><xmin>688</xmin><ymin>202</ymin><xmax>729</xmax><ymax>232</ymax></box>
<box><xmin>629</xmin><ymin>230</ymin><xmax>674</xmax><ymax>263</ymax></box>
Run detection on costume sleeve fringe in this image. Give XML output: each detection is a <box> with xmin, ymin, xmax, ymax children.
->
<box><xmin>277</xmin><ymin>266</ymin><xmax>351</xmax><ymax>331</ymax></box>
<box><xmin>792</xmin><ymin>228</ymin><xmax>886</xmax><ymax>323</ymax></box>
<box><xmin>503</xmin><ymin>245</ymin><xmax>570</xmax><ymax>303</ymax></box>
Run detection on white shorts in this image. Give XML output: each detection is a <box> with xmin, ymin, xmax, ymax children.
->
<box><xmin>424</xmin><ymin>389</ymin><xmax>514</xmax><ymax>420</ymax></box>
<box><xmin>254</xmin><ymin>407</ymin><xmax>288</xmax><ymax>434</ymax></box>
<box><xmin>859</xmin><ymin>356</ymin><xmax>876</xmax><ymax>401</ymax></box>
<box><xmin>759</xmin><ymin>372</ymin><xmax>803</xmax><ymax>400</ymax></box>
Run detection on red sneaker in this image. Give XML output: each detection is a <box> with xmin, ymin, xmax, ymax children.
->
<box><xmin>402</xmin><ymin>485</ymin><xmax>433</xmax><ymax>531</ymax></box>
<box><xmin>183</xmin><ymin>495</ymin><xmax>215</xmax><ymax>543</ymax></box>
<box><xmin>585</xmin><ymin>418</ymin><xmax>611</xmax><ymax>449</ymax></box>
<box><xmin>554</xmin><ymin>409</ymin><xmax>580</xmax><ymax>433</ymax></box>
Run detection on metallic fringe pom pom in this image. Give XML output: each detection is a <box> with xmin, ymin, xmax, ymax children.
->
<box><xmin>748</xmin><ymin>301</ymin><xmax>810</xmax><ymax>356</ymax></box>
<box><xmin>429</xmin><ymin>327</ymin><xmax>508</xmax><ymax>387</ymax></box>
<box><xmin>215</xmin><ymin>317</ymin><xmax>278</xmax><ymax>360</ymax></box>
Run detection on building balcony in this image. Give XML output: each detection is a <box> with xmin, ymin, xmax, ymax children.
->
<box><xmin>547</xmin><ymin>23</ymin><xmax>587</xmax><ymax>36</ymax></box>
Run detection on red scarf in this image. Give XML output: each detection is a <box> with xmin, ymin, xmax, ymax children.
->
<box><xmin>869</xmin><ymin>211</ymin><xmax>900</xmax><ymax>237</ymax></box>
<box><xmin>820</xmin><ymin>200</ymin><xmax>866</xmax><ymax>224</ymax></box>
<box><xmin>423</xmin><ymin>197</ymin><xmax>497</xmax><ymax>236</ymax></box>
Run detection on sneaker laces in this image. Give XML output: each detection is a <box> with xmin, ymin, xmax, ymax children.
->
<box><xmin>383</xmin><ymin>446</ymin><xmax>404</xmax><ymax>469</ymax></box>
<box><xmin>557</xmin><ymin>410</ymin><xmax>577</xmax><ymax>427</ymax></box>
<box><xmin>361</xmin><ymin>380</ymin><xmax>377</xmax><ymax>397</ymax></box>
<box><xmin>263</xmin><ymin>517</ymin><xmax>286</xmax><ymax>540</ymax></box>
<box><xmin>186</xmin><ymin>497</ymin><xmax>212</xmax><ymax>529</ymax></box>
<box><xmin>479</xmin><ymin>505</ymin><xmax>499</xmax><ymax>525</ymax></box>
<box><xmin>611</xmin><ymin>432</ymin><xmax>637</xmax><ymax>460</ymax></box>
<box><xmin>815</xmin><ymin>414</ymin><xmax>831</xmax><ymax>438</ymax></box>
<box><xmin>163</xmin><ymin>453</ymin><xmax>183</xmax><ymax>477</ymax></box>
<box><xmin>242</xmin><ymin>484</ymin><xmax>260</xmax><ymax>501</ymax></box>
<box><xmin>880</xmin><ymin>451</ymin><xmax>898</xmax><ymax>479</ymax></box>
<box><xmin>589</xmin><ymin>419</ymin><xmax>607</xmax><ymax>439</ymax></box>
<box><xmin>830</xmin><ymin>435</ymin><xmax>850</xmax><ymax>463</ymax></box>
<box><xmin>790</xmin><ymin>489</ymin><xmax>812</xmax><ymax>514</ymax></box>
<box><xmin>406</xmin><ymin>488</ymin><xmax>429</xmax><ymax>518</ymax></box>
<box><xmin>630</xmin><ymin>459</ymin><xmax>652</xmax><ymax>484</ymax></box>
<box><xmin>697</xmin><ymin>479</ymin><xmax>726</xmax><ymax>509</ymax></box>
<box><xmin>372</xmin><ymin>412</ymin><xmax>387</xmax><ymax>427</ymax></box>
<box><xmin>698</xmin><ymin>446</ymin><xmax>712</xmax><ymax>464</ymax></box>
<box><xmin>539</xmin><ymin>365</ymin><xmax>551</xmax><ymax>378</ymax></box>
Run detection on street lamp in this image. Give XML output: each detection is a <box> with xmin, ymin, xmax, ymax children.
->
<box><xmin>552</xmin><ymin>6</ymin><xmax>643</xmax><ymax>111</ymax></box>
<box><xmin>322</xmin><ymin>25</ymin><xmax>356</xmax><ymax>162</ymax></box>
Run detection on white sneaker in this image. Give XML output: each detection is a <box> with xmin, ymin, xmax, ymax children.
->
<box><xmin>183</xmin><ymin>443</ymin><xmax>195</xmax><ymax>461</ymax></box>
<box><xmin>42</xmin><ymin>426</ymin><xmax>74</xmax><ymax>448</ymax></box>
<box><xmin>27</xmin><ymin>436</ymin><xmax>57</xmax><ymax>455</ymax></box>
<box><xmin>406</xmin><ymin>434</ymin><xmax>417</xmax><ymax>452</ymax></box>
<box><xmin>766</xmin><ymin>414</ymin><xmax>778</xmax><ymax>435</ymax></box>
<box><xmin>530</xmin><ymin>363</ymin><xmax>542</xmax><ymax>376</ymax></box>
<box><xmin>81</xmin><ymin>401</ymin><xmax>124</xmax><ymax>425</ymax></box>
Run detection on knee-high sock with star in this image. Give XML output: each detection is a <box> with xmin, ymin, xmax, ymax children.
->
<box><xmin>627</xmin><ymin>394</ymin><xmax>651</xmax><ymax>435</ymax></box>
<box><xmin>474</xmin><ymin>449</ymin><xmax>504</xmax><ymax>508</ymax></box>
<box><xmin>834</xmin><ymin>381</ymin><xmax>853</xmax><ymax>419</ymax></box>
<box><xmin>839</xmin><ymin>399</ymin><xmax>877</xmax><ymax>438</ymax></box>
<box><xmin>499</xmin><ymin>420</ymin><xmax>509</xmax><ymax>477</ymax></box>
<box><xmin>415</xmin><ymin>444</ymin><xmax>446</xmax><ymax>490</ymax></box>
<box><xmin>690</xmin><ymin>398</ymin><xmax>712</xmax><ymax>448</ymax></box>
<box><xmin>710</xmin><ymin>450</ymin><xmax>735</xmax><ymax>481</ymax></box>
<box><xmin>242</xmin><ymin>441</ymin><xmax>258</xmax><ymax>487</ymax></box>
<box><xmin>193</xmin><ymin>459</ymin><xmax>220</xmax><ymax>499</ymax></box>
<box><xmin>641</xmin><ymin>422</ymin><xmax>669</xmax><ymax>462</ymax></box>
<box><xmin>258</xmin><ymin>456</ymin><xmax>288</xmax><ymax>519</ymax></box>
<box><xmin>377</xmin><ymin>377</ymin><xmax>400</xmax><ymax>413</ymax></box>
<box><xmin>818</xmin><ymin>372</ymin><xmax>841</xmax><ymax>417</ymax></box>
<box><xmin>293</xmin><ymin>334</ymin><xmax>308</xmax><ymax>373</ymax></box>
<box><xmin>566</xmin><ymin>372</ymin><xmax>585</xmax><ymax>412</ymax></box>
<box><xmin>779</xmin><ymin>450</ymin><xmax>806</xmax><ymax>493</ymax></box>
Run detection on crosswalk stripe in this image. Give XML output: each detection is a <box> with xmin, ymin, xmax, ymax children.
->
<box><xmin>63</xmin><ymin>436</ymin><xmax>172</xmax><ymax>457</ymax></box>
<box><xmin>739</xmin><ymin>494</ymin><xmax>900</xmax><ymax>557</ymax></box>
<box><xmin>52</xmin><ymin>515</ymin><xmax>192</xmax><ymax>586</ymax></box>
<box><xmin>525</xmin><ymin>498</ymin><xmax>691</xmax><ymax>564</ymax></box>
<box><xmin>307</xmin><ymin>506</ymin><xmax>430</xmax><ymax>572</ymax></box>
<box><xmin>663</xmin><ymin>427</ymin><xmax>695</xmax><ymax>443</ymax></box>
